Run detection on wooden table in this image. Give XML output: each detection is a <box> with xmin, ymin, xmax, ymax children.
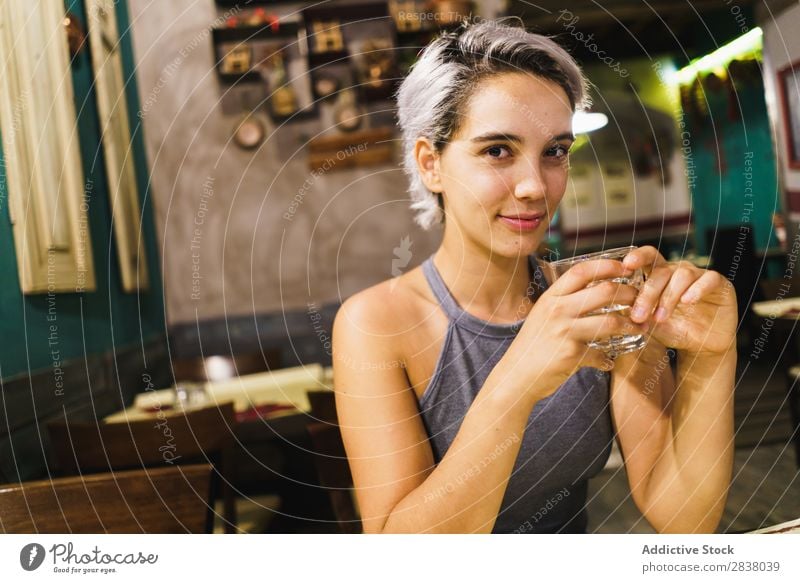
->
<box><xmin>749</xmin><ymin>517</ymin><xmax>800</xmax><ymax>534</ymax></box>
<box><xmin>104</xmin><ymin>364</ymin><xmax>333</xmax><ymax>424</ymax></box>
<box><xmin>103</xmin><ymin>365</ymin><xmax>338</xmax><ymax>531</ymax></box>
<box><xmin>752</xmin><ymin>297</ymin><xmax>800</xmax><ymax>319</ymax></box>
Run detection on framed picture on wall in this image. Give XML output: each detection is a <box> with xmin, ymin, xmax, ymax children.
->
<box><xmin>778</xmin><ymin>60</ymin><xmax>800</xmax><ymax>170</ymax></box>
<box><xmin>86</xmin><ymin>0</ymin><xmax>149</xmax><ymax>292</ymax></box>
<box><xmin>0</xmin><ymin>0</ymin><xmax>96</xmax><ymax>294</ymax></box>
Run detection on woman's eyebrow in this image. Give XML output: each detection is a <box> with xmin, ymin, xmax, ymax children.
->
<box><xmin>470</xmin><ymin>132</ymin><xmax>523</xmax><ymax>143</ymax></box>
<box><xmin>553</xmin><ymin>132</ymin><xmax>575</xmax><ymax>142</ymax></box>
<box><xmin>469</xmin><ymin>131</ymin><xmax>575</xmax><ymax>143</ymax></box>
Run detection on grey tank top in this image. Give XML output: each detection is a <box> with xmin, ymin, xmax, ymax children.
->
<box><xmin>418</xmin><ymin>253</ymin><xmax>614</xmax><ymax>534</ymax></box>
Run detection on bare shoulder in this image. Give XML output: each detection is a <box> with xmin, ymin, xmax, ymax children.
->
<box><xmin>332</xmin><ymin>268</ymin><xmax>438</xmax><ymax>533</ymax></box>
<box><xmin>332</xmin><ymin>268</ymin><xmax>431</xmax><ymax>387</ymax></box>
<box><xmin>335</xmin><ymin>268</ymin><xmax>429</xmax><ymax>337</ymax></box>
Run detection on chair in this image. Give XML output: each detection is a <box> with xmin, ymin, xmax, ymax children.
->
<box><xmin>0</xmin><ymin>464</ymin><xmax>212</xmax><ymax>533</ymax></box>
<box><xmin>47</xmin><ymin>403</ymin><xmax>238</xmax><ymax>533</ymax></box>
<box><xmin>169</xmin><ymin>352</ymin><xmax>298</xmax><ymax>533</ymax></box>
<box><xmin>757</xmin><ymin>277</ymin><xmax>800</xmax><ymax>467</ymax></box>
<box><xmin>306</xmin><ymin>390</ymin><xmax>362</xmax><ymax>533</ymax></box>
<box><xmin>307</xmin><ymin>389</ymin><xmax>338</xmax><ymax>423</ymax></box>
<box><xmin>784</xmin><ymin>367</ymin><xmax>800</xmax><ymax>468</ymax></box>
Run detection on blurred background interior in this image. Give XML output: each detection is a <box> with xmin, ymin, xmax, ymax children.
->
<box><xmin>0</xmin><ymin>0</ymin><xmax>798</xmax><ymax>534</ymax></box>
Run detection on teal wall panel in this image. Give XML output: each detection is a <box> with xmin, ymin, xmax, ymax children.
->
<box><xmin>0</xmin><ymin>0</ymin><xmax>164</xmax><ymax>381</ymax></box>
<box><xmin>682</xmin><ymin>67</ymin><xmax>780</xmax><ymax>255</ymax></box>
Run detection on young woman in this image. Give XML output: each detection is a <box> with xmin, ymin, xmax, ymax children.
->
<box><xmin>332</xmin><ymin>18</ymin><xmax>737</xmax><ymax>534</ymax></box>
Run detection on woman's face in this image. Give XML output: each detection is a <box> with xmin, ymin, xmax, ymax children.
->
<box><xmin>435</xmin><ymin>72</ymin><xmax>575</xmax><ymax>257</ymax></box>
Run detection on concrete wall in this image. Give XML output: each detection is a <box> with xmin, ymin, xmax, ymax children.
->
<box><xmin>127</xmin><ymin>0</ymin><xmax>441</xmax><ymax>326</ymax></box>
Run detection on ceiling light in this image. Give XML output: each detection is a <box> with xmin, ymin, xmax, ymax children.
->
<box><xmin>573</xmin><ymin>111</ymin><xmax>609</xmax><ymax>134</ymax></box>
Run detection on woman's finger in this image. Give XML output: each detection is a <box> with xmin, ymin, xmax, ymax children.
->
<box><xmin>654</xmin><ymin>265</ymin><xmax>702</xmax><ymax>322</ymax></box>
<box><xmin>622</xmin><ymin>245</ymin><xmax>667</xmax><ymax>275</ymax></box>
<box><xmin>568</xmin><ymin>280</ymin><xmax>639</xmax><ymax>316</ymax></box>
<box><xmin>547</xmin><ymin>258</ymin><xmax>633</xmax><ymax>296</ymax></box>
<box><xmin>680</xmin><ymin>270</ymin><xmax>733</xmax><ymax>305</ymax></box>
<box><xmin>630</xmin><ymin>265</ymin><xmax>673</xmax><ymax>323</ymax></box>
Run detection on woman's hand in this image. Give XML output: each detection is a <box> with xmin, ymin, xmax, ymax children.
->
<box><xmin>622</xmin><ymin>246</ymin><xmax>738</xmax><ymax>356</ymax></box>
<box><xmin>506</xmin><ymin>258</ymin><xmax>649</xmax><ymax>401</ymax></box>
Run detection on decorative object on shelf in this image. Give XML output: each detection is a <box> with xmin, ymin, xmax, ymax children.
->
<box><xmin>212</xmin><ymin>18</ymin><xmax>315</xmax><ymax>122</ymax></box>
<box><xmin>0</xmin><ymin>0</ymin><xmax>96</xmax><ymax>293</ymax></box>
<box><xmin>266</xmin><ymin>49</ymin><xmax>299</xmax><ymax>118</ymax></box>
<box><xmin>359</xmin><ymin>38</ymin><xmax>395</xmax><ymax>89</ymax></box>
<box><xmin>244</xmin><ymin>8</ymin><xmax>280</xmax><ymax>29</ymax></box>
<box><xmin>313</xmin><ymin>72</ymin><xmax>340</xmax><ymax>100</ymax></box>
<box><xmin>251</xmin><ymin>41</ymin><xmax>284</xmax><ymax>72</ymax></box>
<box><xmin>63</xmin><ymin>11</ymin><xmax>87</xmax><ymax>58</ymax></box>
<box><xmin>233</xmin><ymin>113</ymin><xmax>266</xmax><ymax>149</ymax></box>
<box><xmin>311</xmin><ymin>19</ymin><xmax>344</xmax><ymax>53</ymax></box>
<box><xmin>212</xmin><ymin>19</ymin><xmax>301</xmax><ymax>85</ymax></box>
<box><xmin>333</xmin><ymin>89</ymin><xmax>363</xmax><ymax>132</ymax></box>
<box><xmin>220</xmin><ymin>44</ymin><xmax>252</xmax><ymax>75</ymax></box>
<box><xmin>389</xmin><ymin>0</ymin><xmax>425</xmax><ymax>32</ymax></box>
<box><xmin>271</xmin><ymin>84</ymin><xmax>299</xmax><ymax>117</ymax></box>
<box><xmin>303</xmin><ymin>3</ymin><xmax>387</xmax><ymax>67</ymax></box>
<box><xmin>431</xmin><ymin>0</ymin><xmax>473</xmax><ymax>25</ymax></box>
<box><xmin>225</xmin><ymin>7</ymin><xmax>280</xmax><ymax>30</ymax></box>
<box><xmin>86</xmin><ymin>0</ymin><xmax>149</xmax><ymax>292</ymax></box>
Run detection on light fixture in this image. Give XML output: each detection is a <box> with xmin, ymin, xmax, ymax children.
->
<box><xmin>672</xmin><ymin>27</ymin><xmax>763</xmax><ymax>85</ymax></box>
<box><xmin>572</xmin><ymin>111</ymin><xmax>609</xmax><ymax>134</ymax></box>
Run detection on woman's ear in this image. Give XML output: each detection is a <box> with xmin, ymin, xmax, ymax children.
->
<box><xmin>414</xmin><ymin>137</ymin><xmax>443</xmax><ymax>194</ymax></box>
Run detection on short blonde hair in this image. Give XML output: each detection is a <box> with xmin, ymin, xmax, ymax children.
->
<box><xmin>395</xmin><ymin>17</ymin><xmax>589</xmax><ymax>230</ymax></box>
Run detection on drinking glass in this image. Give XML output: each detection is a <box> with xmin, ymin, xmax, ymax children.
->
<box><xmin>173</xmin><ymin>381</ymin><xmax>208</xmax><ymax>410</ymax></box>
<box><xmin>540</xmin><ymin>246</ymin><xmax>647</xmax><ymax>358</ymax></box>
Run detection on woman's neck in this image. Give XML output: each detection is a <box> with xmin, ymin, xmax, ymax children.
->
<box><xmin>432</xmin><ymin>241</ymin><xmax>536</xmax><ymax>323</ymax></box>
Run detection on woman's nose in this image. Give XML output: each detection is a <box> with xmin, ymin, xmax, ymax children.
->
<box><xmin>514</xmin><ymin>167</ymin><xmax>546</xmax><ymax>200</ymax></box>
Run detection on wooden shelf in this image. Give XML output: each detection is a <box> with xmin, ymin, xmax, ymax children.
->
<box><xmin>212</xmin><ymin>21</ymin><xmax>300</xmax><ymax>85</ymax></box>
<box><xmin>214</xmin><ymin>0</ymin><xmax>309</xmax><ymax>6</ymax></box>
<box><xmin>307</xmin><ymin>126</ymin><xmax>395</xmax><ymax>171</ymax></box>
<box><xmin>217</xmin><ymin>70</ymin><xmax>264</xmax><ymax>84</ymax></box>
<box><xmin>357</xmin><ymin>77</ymin><xmax>399</xmax><ymax>102</ymax></box>
<box><xmin>395</xmin><ymin>28</ymin><xmax>438</xmax><ymax>44</ymax></box>
<box><xmin>269</xmin><ymin>105</ymin><xmax>318</xmax><ymax>124</ymax></box>
<box><xmin>211</xmin><ymin>21</ymin><xmax>299</xmax><ymax>44</ymax></box>
<box><xmin>307</xmin><ymin>49</ymin><xmax>350</xmax><ymax>68</ymax></box>
<box><xmin>301</xmin><ymin>2</ymin><xmax>389</xmax><ymax>22</ymax></box>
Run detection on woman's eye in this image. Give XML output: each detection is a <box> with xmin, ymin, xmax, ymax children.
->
<box><xmin>484</xmin><ymin>145</ymin><xmax>511</xmax><ymax>159</ymax></box>
<box><xmin>546</xmin><ymin>144</ymin><xmax>571</xmax><ymax>160</ymax></box>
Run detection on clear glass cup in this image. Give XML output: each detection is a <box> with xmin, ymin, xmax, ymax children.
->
<box><xmin>173</xmin><ymin>381</ymin><xmax>208</xmax><ymax>410</ymax></box>
<box><xmin>540</xmin><ymin>245</ymin><xmax>647</xmax><ymax>358</ymax></box>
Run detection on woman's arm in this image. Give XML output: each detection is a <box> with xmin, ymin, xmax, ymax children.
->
<box><xmin>611</xmin><ymin>248</ymin><xmax>738</xmax><ymax>533</ymax></box>
<box><xmin>334</xmin><ymin>260</ymin><xmax>647</xmax><ymax>533</ymax></box>
<box><xmin>611</xmin><ymin>340</ymin><xmax>735</xmax><ymax>533</ymax></box>
<box><xmin>333</xmin><ymin>291</ymin><xmax>539</xmax><ymax>533</ymax></box>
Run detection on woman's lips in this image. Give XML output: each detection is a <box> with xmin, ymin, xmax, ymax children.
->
<box><xmin>498</xmin><ymin>215</ymin><xmax>544</xmax><ymax>231</ymax></box>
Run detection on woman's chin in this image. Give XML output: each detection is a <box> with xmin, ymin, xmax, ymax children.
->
<box><xmin>492</xmin><ymin>233</ymin><xmax>544</xmax><ymax>258</ymax></box>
